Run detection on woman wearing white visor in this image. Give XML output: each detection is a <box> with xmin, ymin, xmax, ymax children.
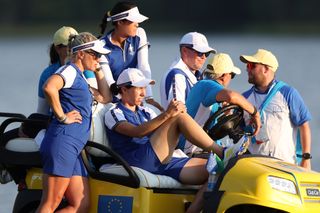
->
<box><xmin>98</xmin><ymin>1</ymin><xmax>164</xmax><ymax>112</ymax></box>
<box><xmin>36</xmin><ymin>33</ymin><xmax>111</xmax><ymax>213</ymax></box>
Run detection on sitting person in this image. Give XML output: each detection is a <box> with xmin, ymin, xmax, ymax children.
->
<box><xmin>183</xmin><ymin>53</ymin><xmax>261</xmax><ymax>156</ymax></box>
<box><xmin>104</xmin><ymin>67</ymin><xmax>252</xmax><ymax>213</ymax></box>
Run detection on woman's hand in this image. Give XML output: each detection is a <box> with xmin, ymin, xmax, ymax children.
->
<box><xmin>63</xmin><ymin>110</ymin><xmax>82</xmax><ymax>124</ymax></box>
<box><xmin>165</xmin><ymin>100</ymin><xmax>186</xmax><ymax>118</ymax></box>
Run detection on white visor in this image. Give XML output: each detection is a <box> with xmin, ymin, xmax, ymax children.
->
<box><xmin>71</xmin><ymin>40</ymin><xmax>110</xmax><ymax>55</ymax></box>
<box><xmin>106</xmin><ymin>7</ymin><xmax>148</xmax><ymax>23</ymax></box>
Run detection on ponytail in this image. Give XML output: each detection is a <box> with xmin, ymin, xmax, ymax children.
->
<box><xmin>49</xmin><ymin>44</ymin><xmax>60</xmax><ymax>65</ymax></box>
<box><xmin>99</xmin><ymin>2</ymin><xmax>136</xmax><ymax>38</ymax></box>
<box><xmin>99</xmin><ymin>11</ymin><xmax>110</xmax><ymax>38</ymax></box>
<box><xmin>110</xmin><ymin>83</ymin><xmax>120</xmax><ymax>96</ymax></box>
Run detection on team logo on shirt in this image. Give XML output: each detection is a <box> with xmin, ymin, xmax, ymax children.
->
<box><xmin>128</xmin><ymin>44</ymin><xmax>134</xmax><ymax>55</ymax></box>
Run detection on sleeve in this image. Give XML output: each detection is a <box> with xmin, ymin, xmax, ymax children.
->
<box><xmin>100</xmin><ymin>55</ymin><xmax>115</xmax><ymax>86</ymax></box>
<box><xmin>173</xmin><ymin>74</ymin><xmax>188</xmax><ymax>103</ymax></box>
<box><xmin>202</xmin><ymin>83</ymin><xmax>224</xmax><ymax>107</ymax></box>
<box><xmin>137</xmin><ymin>27</ymin><xmax>153</xmax><ymax>98</ymax></box>
<box><xmin>57</xmin><ymin>66</ymin><xmax>77</xmax><ymax>88</ymax></box>
<box><xmin>104</xmin><ymin>107</ymin><xmax>127</xmax><ymax>130</ymax></box>
<box><xmin>284</xmin><ymin>86</ymin><xmax>312</xmax><ymax>126</ymax></box>
<box><xmin>36</xmin><ymin>97</ymin><xmax>51</xmax><ymax>115</ymax></box>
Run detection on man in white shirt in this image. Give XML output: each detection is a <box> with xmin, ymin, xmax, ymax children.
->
<box><xmin>160</xmin><ymin>32</ymin><xmax>216</xmax><ymax>108</ymax></box>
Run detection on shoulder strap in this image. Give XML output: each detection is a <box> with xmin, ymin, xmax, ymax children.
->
<box><xmin>259</xmin><ymin>81</ymin><xmax>286</xmax><ymax>113</ymax></box>
<box><xmin>251</xmin><ymin>81</ymin><xmax>286</xmax><ymax>144</ymax></box>
<box><xmin>165</xmin><ymin>69</ymin><xmax>192</xmax><ymax>99</ymax></box>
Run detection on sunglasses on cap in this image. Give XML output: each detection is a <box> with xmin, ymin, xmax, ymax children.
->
<box><xmin>85</xmin><ymin>50</ymin><xmax>102</xmax><ymax>59</ymax></box>
<box><xmin>184</xmin><ymin>46</ymin><xmax>210</xmax><ymax>57</ymax></box>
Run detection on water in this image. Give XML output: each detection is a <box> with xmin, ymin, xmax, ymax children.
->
<box><xmin>1</xmin><ymin>34</ymin><xmax>320</xmax><ymax>212</ymax></box>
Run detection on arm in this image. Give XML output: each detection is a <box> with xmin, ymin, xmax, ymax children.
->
<box><xmin>136</xmin><ymin>28</ymin><xmax>152</xmax><ymax>98</ymax></box>
<box><xmin>114</xmin><ymin>100</ymin><xmax>186</xmax><ymax>138</ymax></box>
<box><xmin>100</xmin><ymin>55</ymin><xmax>115</xmax><ymax>86</ymax></box>
<box><xmin>171</xmin><ymin>74</ymin><xmax>188</xmax><ymax>103</ymax></box>
<box><xmin>216</xmin><ymin>89</ymin><xmax>261</xmax><ymax>135</ymax></box>
<box><xmin>299</xmin><ymin>121</ymin><xmax>312</xmax><ymax>169</ymax></box>
<box><xmin>89</xmin><ymin>68</ymin><xmax>112</xmax><ymax>104</ymax></box>
<box><xmin>136</xmin><ymin>28</ymin><xmax>164</xmax><ymax>111</ymax></box>
<box><xmin>43</xmin><ymin>74</ymin><xmax>81</xmax><ymax>124</ymax></box>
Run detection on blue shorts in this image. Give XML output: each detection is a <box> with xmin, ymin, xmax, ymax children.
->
<box><xmin>40</xmin><ymin>125</ymin><xmax>88</xmax><ymax>177</ymax></box>
<box><xmin>123</xmin><ymin>142</ymin><xmax>190</xmax><ymax>181</ymax></box>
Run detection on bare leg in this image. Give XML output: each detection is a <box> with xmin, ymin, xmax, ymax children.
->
<box><xmin>179</xmin><ymin>158</ymin><xmax>208</xmax><ymax>184</ymax></box>
<box><xmin>56</xmin><ymin>176</ymin><xmax>90</xmax><ymax>213</ymax></box>
<box><xmin>36</xmin><ymin>174</ymin><xmax>70</xmax><ymax>213</ymax></box>
<box><xmin>185</xmin><ymin>183</ymin><xmax>207</xmax><ymax>213</ymax></box>
<box><xmin>150</xmin><ymin>113</ymin><xmax>223</xmax><ymax>162</ymax></box>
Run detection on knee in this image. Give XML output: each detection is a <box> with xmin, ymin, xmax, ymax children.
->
<box><xmin>80</xmin><ymin>196</ymin><xmax>90</xmax><ymax>212</ymax></box>
<box><xmin>69</xmin><ymin>195</ymin><xmax>90</xmax><ymax>213</ymax></box>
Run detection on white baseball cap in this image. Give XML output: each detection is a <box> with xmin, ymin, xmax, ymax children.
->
<box><xmin>53</xmin><ymin>26</ymin><xmax>78</xmax><ymax>46</ymax></box>
<box><xmin>204</xmin><ymin>53</ymin><xmax>241</xmax><ymax>75</ymax></box>
<box><xmin>117</xmin><ymin>68</ymin><xmax>155</xmax><ymax>87</ymax></box>
<box><xmin>107</xmin><ymin>7</ymin><xmax>148</xmax><ymax>23</ymax></box>
<box><xmin>180</xmin><ymin>32</ymin><xmax>216</xmax><ymax>54</ymax></box>
<box><xmin>71</xmin><ymin>40</ymin><xmax>110</xmax><ymax>55</ymax></box>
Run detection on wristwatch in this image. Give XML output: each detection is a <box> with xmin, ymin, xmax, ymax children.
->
<box><xmin>302</xmin><ymin>153</ymin><xmax>312</xmax><ymax>160</ymax></box>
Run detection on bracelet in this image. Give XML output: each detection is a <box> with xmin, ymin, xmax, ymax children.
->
<box><xmin>251</xmin><ymin>106</ymin><xmax>257</xmax><ymax>116</ymax></box>
<box><xmin>57</xmin><ymin>114</ymin><xmax>67</xmax><ymax>123</ymax></box>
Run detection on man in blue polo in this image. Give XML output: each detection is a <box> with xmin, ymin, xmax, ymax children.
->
<box><xmin>240</xmin><ymin>49</ymin><xmax>312</xmax><ymax>169</ymax></box>
<box><xmin>183</xmin><ymin>53</ymin><xmax>260</xmax><ymax>156</ymax></box>
<box><xmin>160</xmin><ymin>32</ymin><xmax>216</xmax><ymax>109</ymax></box>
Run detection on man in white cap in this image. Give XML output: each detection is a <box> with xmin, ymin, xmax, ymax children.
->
<box><xmin>240</xmin><ymin>49</ymin><xmax>312</xmax><ymax>169</ymax></box>
<box><xmin>160</xmin><ymin>32</ymin><xmax>216</xmax><ymax>109</ymax></box>
<box><xmin>181</xmin><ymin>53</ymin><xmax>261</xmax><ymax>156</ymax></box>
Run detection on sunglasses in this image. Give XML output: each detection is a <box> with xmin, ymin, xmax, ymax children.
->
<box><xmin>85</xmin><ymin>50</ymin><xmax>102</xmax><ymax>59</ymax></box>
<box><xmin>246</xmin><ymin>62</ymin><xmax>257</xmax><ymax>70</ymax></box>
<box><xmin>230</xmin><ymin>72</ymin><xmax>236</xmax><ymax>79</ymax></box>
<box><xmin>185</xmin><ymin>46</ymin><xmax>210</xmax><ymax>57</ymax></box>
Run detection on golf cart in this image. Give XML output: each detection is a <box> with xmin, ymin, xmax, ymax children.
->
<box><xmin>0</xmin><ymin>104</ymin><xmax>319</xmax><ymax>213</ymax></box>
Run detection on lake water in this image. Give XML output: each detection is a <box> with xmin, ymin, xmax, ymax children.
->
<box><xmin>1</xmin><ymin>34</ymin><xmax>320</xmax><ymax>212</ymax></box>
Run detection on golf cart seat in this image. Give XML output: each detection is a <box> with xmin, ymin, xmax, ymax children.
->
<box><xmin>0</xmin><ymin>114</ymin><xmax>47</xmax><ymax>168</ymax></box>
<box><xmin>84</xmin><ymin>103</ymin><xmax>200</xmax><ymax>189</ymax></box>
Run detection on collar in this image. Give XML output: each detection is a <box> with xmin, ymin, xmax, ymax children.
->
<box><xmin>253</xmin><ymin>79</ymin><xmax>277</xmax><ymax>94</ymax></box>
<box><xmin>118</xmin><ymin>101</ymin><xmax>142</xmax><ymax>114</ymax></box>
<box><xmin>170</xmin><ymin>58</ymin><xmax>199</xmax><ymax>84</ymax></box>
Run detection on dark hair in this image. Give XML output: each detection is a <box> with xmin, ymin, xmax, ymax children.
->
<box><xmin>99</xmin><ymin>1</ymin><xmax>136</xmax><ymax>37</ymax></box>
<box><xmin>110</xmin><ymin>83</ymin><xmax>133</xmax><ymax>96</ymax></box>
<box><xmin>49</xmin><ymin>44</ymin><xmax>60</xmax><ymax>65</ymax></box>
<box><xmin>110</xmin><ymin>83</ymin><xmax>120</xmax><ymax>96</ymax></box>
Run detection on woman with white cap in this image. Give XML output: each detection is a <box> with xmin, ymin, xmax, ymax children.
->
<box><xmin>37</xmin><ymin>26</ymin><xmax>78</xmax><ymax>115</ymax></box>
<box><xmin>105</xmin><ymin>68</ymin><xmax>251</xmax><ymax>213</ymax></box>
<box><xmin>98</xmin><ymin>1</ymin><xmax>164</xmax><ymax>112</ymax></box>
<box><xmin>36</xmin><ymin>32</ymin><xmax>111</xmax><ymax>213</ymax></box>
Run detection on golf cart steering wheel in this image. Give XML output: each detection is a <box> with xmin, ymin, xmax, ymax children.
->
<box><xmin>203</xmin><ymin>104</ymin><xmax>253</xmax><ymax>142</ymax></box>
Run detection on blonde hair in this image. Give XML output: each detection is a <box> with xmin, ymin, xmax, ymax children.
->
<box><xmin>68</xmin><ymin>32</ymin><xmax>98</xmax><ymax>53</ymax></box>
<box><xmin>202</xmin><ymin>68</ymin><xmax>223</xmax><ymax>80</ymax></box>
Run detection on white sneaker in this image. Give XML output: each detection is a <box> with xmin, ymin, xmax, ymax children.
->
<box><xmin>223</xmin><ymin>136</ymin><xmax>250</xmax><ymax>167</ymax></box>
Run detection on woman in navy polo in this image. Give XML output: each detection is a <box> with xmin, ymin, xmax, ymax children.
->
<box><xmin>98</xmin><ymin>1</ymin><xmax>163</xmax><ymax>111</ymax></box>
<box><xmin>37</xmin><ymin>33</ymin><xmax>111</xmax><ymax>213</ymax></box>
<box><xmin>105</xmin><ymin>68</ymin><xmax>251</xmax><ymax>213</ymax></box>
